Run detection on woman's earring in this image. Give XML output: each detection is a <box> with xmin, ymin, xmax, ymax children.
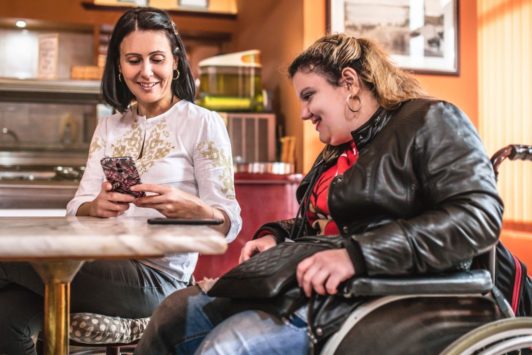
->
<box><xmin>346</xmin><ymin>94</ymin><xmax>361</xmax><ymax>113</ymax></box>
<box><xmin>118</xmin><ymin>72</ymin><xmax>123</xmax><ymax>83</ymax></box>
<box><xmin>173</xmin><ymin>69</ymin><xmax>180</xmax><ymax>80</ymax></box>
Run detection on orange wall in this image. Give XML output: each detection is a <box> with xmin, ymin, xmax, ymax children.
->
<box><xmin>501</xmin><ymin>231</ymin><xmax>532</xmax><ymax>276</ymax></box>
<box><xmin>233</xmin><ymin>0</ymin><xmax>308</xmax><ymax>172</ymax></box>
<box><xmin>415</xmin><ymin>0</ymin><xmax>478</xmax><ymax>126</ymax></box>
<box><xmin>302</xmin><ymin>0</ymin><xmax>327</xmax><ymax>173</ymax></box>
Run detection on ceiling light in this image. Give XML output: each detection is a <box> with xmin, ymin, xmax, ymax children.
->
<box><xmin>15</xmin><ymin>20</ymin><xmax>27</xmax><ymax>28</ymax></box>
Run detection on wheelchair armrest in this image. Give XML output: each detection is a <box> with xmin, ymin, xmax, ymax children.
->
<box><xmin>342</xmin><ymin>269</ymin><xmax>493</xmax><ymax>297</ymax></box>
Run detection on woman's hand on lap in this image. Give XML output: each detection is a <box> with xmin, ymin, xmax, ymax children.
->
<box><xmin>239</xmin><ymin>235</ymin><xmax>277</xmax><ymax>263</ymax></box>
<box><xmin>296</xmin><ymin>249</ymin><xmax>355</xmax><ymax>297</ymax></box>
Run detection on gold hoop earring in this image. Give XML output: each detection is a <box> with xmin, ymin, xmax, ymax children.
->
<box><xmin>346</xmin><ymin>94</ymin><xmax>361</xmax><ymax>113</ymax></box>
<box><xmin>173</xmin><ymin>69</ymin><xmax>180</xmax><ymax>80</ymax></box>
<box><xmin>118</xmin><ymin>72</ymin><xmax>123</xmax><ymax>83</ymax></box>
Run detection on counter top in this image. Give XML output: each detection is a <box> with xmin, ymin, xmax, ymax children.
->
<box><xmin>234</xmin><ymin>172</ymin><xmax>303</xmax><ymax>184</ymax></box>
<box><xmin>0</xmin><ymin>173</ymin><xmax>304</xmax><ymax>209</ymax></box>
<box><xmin>0</xmin><ymin>216</ymin><xmax>227</xmax><ymax>260</ymax></box>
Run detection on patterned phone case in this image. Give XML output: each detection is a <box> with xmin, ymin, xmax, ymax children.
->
<box><xmin>100</xmin><ymin>156</ymin><xmax>145</xmax><ymax>198</ymax></box>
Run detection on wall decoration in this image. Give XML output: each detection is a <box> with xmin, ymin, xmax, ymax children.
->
<box><xmin>329</xmin><ymin>0</ymin><xmax>459</xmax><ymax>74</ymax></box>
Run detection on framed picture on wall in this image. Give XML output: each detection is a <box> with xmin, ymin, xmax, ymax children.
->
<box><xmin>329</xmin><ymin>0</ymin><xmax>459</xmax><ymax>75</ymax></box>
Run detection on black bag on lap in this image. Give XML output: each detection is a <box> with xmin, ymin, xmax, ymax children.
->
<box><xmin>207</xmin><ymin>235</ymin><xmax>345</xmax><ymax>317</ymax></box>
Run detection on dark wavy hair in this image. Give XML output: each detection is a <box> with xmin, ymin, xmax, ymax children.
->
<box><xmin>102</xmin><ymin>7</ymin><xmax>195</xmax><ymax>112</ymax></box>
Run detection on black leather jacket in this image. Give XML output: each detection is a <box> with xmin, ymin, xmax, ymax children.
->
<box><xmin>257</xmin><ymin>99</ymin><xmax>503</xmax><ymax>276</ymax></box>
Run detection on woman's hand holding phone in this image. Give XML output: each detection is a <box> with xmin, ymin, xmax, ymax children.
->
<box><xmin>79</xmin><ymin>181</ymin><xmax>136</xmax><ymax>217</ymax></box>
<box><xmin>130</xmin><ymin>184</ymin><xmax>204</xmax><ymax>218</ymax></box>
<box><xmin>100</xmin><ymin>156</ymin><xmax>145</xmax><ymax>198</ymax></box>
<box><xmin>76</xmin><ymin>156</ymin><xmax>144</xmax><ymax>218</ymax></box>
<box><xmin>131</xmin><ymin>183</ymin><xmax>230</xmax><ymax>235</ymax></box>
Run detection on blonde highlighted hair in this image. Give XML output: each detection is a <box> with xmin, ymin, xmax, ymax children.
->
<box><xmin>288</xmin><ymin>33</ymin><xmax>427</xmax><ymax>110</ymax></box>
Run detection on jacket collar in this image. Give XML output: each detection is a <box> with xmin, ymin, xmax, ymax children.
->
<box><xmin>297</xmin><ymin>103</ymin><xmax>396</xmax><ymax>201</ymax></box>
<box><xmin>350</xmin><ymin>106</ymin><xmax>393</xmax><ymax>149</ymax></box>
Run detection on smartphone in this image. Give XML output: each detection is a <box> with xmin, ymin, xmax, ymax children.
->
<box><xmin>100</xmin><ymin>156</ymin><xmax>146</xmax><ymax>198</ymax></box>
<box><xmin>147</xmin><ymin>218</ymin><xmax>224</xmax><ymax>225</ymax></box>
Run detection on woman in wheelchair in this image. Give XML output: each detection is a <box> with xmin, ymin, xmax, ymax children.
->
<box><xmin>135</xmin><ymin>34</ymin><xmax>509</xmax><ymax>354</ymax></box>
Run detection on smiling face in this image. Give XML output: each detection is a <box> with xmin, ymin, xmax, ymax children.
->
<box><xmin>293</xmin><ymin>70</ymin><xmax>355</xmax><ymax>146</ymax></box>
<box><xmin>119</xmin><ymin>29</ymin><xmax>176</xmax><ymax>116</ymax></box>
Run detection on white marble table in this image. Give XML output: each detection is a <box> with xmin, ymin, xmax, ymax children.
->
<box><xmin>0</xmin><ymin>216</ymin><xmax>227</xmax><ymax>355</ymax></box>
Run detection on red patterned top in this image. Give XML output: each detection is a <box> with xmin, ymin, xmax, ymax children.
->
<box><xmin>306</xmin><ymin>141</ymin><xmax>359</xmax><ymax>235</ymax></box>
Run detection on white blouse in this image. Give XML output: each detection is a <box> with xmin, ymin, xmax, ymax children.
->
<box><xmin>66</xmin><ymin>100</ymin><xmax>242</xmax><ymax>281</ymax></box>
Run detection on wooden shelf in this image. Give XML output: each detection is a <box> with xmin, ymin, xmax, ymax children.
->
<box><xmin>81</xmin><ymin>1</ymin><xmax>237</xmax><ymax>19</ymax></box>
<box><xmin>80</xmin><ymin>1</ymin><xmax>237</xmax><ymax>40</ymax></box>
<box><xmin>0</xmin><ymin>78</ymin><xmax>102</xmax><ymax>104</ymax></box>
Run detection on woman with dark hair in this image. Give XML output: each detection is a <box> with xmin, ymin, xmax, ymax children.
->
<box><xmin>0</xmin><ymin>7</ymin><xmax>240</xmax><ymax>354</ymax></box>
<box><xmin>101</xmin><ymin>7</ymin><xmax>196</xmax><ymax>112</ymax></box>
<box><xmin>134</xmin><ymin>33</ymin><xmax>503</xmax><ymax>354</ymax></box>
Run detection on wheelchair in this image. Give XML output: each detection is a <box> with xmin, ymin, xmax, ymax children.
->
<box><xmin>321</xmin><ymin>144</ymin><xmax>532</xmax><ymax>355</ymax></box>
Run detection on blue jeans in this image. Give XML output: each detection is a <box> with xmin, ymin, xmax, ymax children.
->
<box><xmin>135</xmin><ymin>286</ymin><xmax>309</xmax><ymax>355</ymax></box>
<box><xmin>0</xmin><ymin>260</ymin><xmax>186</xmax><ymax>355</ymax></box>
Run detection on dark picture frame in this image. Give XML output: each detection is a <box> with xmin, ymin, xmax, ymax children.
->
<box><xmin>328</xmin><ymin>0</ymin><xmax>459</xmax><ymax>75</ymax></box>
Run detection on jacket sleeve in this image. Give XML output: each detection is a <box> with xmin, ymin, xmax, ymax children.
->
<box><xmin>349</xmin><ymin>102</ymin><xmax>503</xmax><ymax>276</ymax></box>
<box><xmin>252</xmin><ymin>219</ymin><xmax>299</xmax><ymax>243</ymax></box>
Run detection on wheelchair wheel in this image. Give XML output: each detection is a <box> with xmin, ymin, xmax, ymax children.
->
<box><xmin>322</xmin><ymin>295</ymin><xmax>502</xmax><ymax>355</ymax></box>
<box><xmin>440</xmin><ymin>317</ymin><xmax>532</xmax><ymax>355</ymax></box>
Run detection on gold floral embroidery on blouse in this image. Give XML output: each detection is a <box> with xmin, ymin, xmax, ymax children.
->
<box><xmin>88</xmin><ymin>136</ymin><xmax>103</xmax><ymax>159</ymax></box>
<box><xmin>137</xmin><ymin>120</ymin><xmax>174</xmax><ymax>173</ymax></box>
<box><xmin>197</xmin><ymin>141</ymin><xmax>235</xmax><ymax>199</ymax></box>
<box><xmin>111</xmin><ymin>119</ymin><xmax>175</xmax><ymax>174</ymax></box>
<box><xmin>111</xmin><ymin>120</ymin><xmax>143</xmax><ymax>159</ymax></box>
